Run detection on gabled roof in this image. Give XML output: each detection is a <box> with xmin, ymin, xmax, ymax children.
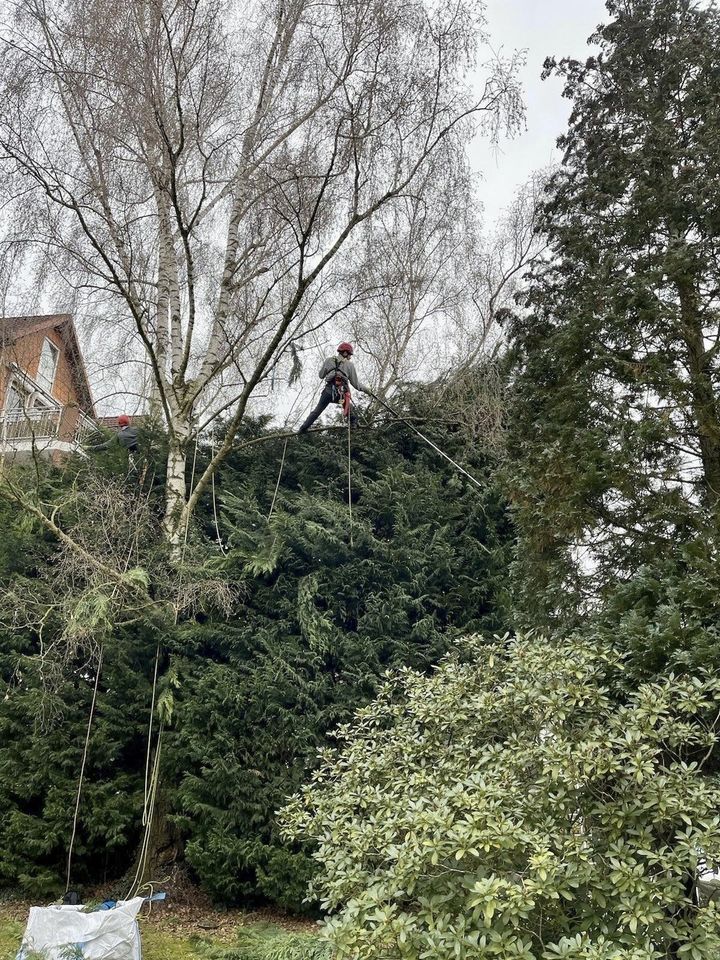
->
<box><xmin>0</xmin><ymin>313</ymin><xmax>96</xmax><ymax>417</ymax></box>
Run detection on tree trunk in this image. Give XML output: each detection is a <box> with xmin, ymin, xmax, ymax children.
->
<box><xmin>138</xmin><ymin>787</ymin><xmax>178</xmax><ymax>890</ymax></box>
<box><xmin>163</xmin><ymin>435</ymin><xmax>190</xmax><ymax>547</ymax></box>
<box><xmin>676</xmin><ymin>277</ymin><xmax>720</xmax><ymax>507</ymax></box>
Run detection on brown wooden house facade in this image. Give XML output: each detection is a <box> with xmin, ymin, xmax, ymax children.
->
<box><xmin>0</xmin><ymin>314</ymin><xmax>96</xmax><ymax>461</ymax></box>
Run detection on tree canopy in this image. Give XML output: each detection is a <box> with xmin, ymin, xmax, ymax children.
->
<box><xmin>506</xmin><ymin>0</ymin><xmax>720</xmax><ymax>623</ymax></box>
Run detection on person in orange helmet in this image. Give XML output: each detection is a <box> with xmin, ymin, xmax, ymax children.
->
<box><xmin>89</xmin><ymin>414</ymin><xmax>138</xmax><ymax>453</ymax></box>
<box><xmin>116</xmin><ymin>415</ymin><xmax>138</xmax><ymax>452</ymax></box>
<box><xmin>298</xmin><ymin>342</ymin><xmax>367</xmax><ymax>433</ymax></box>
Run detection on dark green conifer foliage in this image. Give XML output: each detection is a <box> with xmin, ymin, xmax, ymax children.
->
<box><xmin>508</xmin><ymin>0</ymin><xmax>720</xmax><ymax>624</ymax></box>
<box><xmin>165</xmin><ymin>407</ymin><xmax>512</xmax><ymax>908</ymax></box>
<box><xmin>0</xmin><ymin>394</ymin><xmax>512</xmax><ymax>909</ymax></box>
<box><xmin>0</xmin><ymin>621</ymin><xmax>156</xmax><ymax>895</ymax></box>
<box><xmin>580</xmin><ymin>527</ymin><xmax>720</xmax><ymax>708</ymax></box>
<box><xmin>0</xmin><ymin>466</ymin><xmax>160</xmax><ymax>897</ymax></box>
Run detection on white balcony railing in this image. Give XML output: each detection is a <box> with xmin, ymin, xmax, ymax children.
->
<box><xmin>0</xmin><ymin>407</ymin><xmax>96</xmax><ymax>447</ymax></box>
<box><xmin>1</xmin><ymin>408</ymin><xmax>61</xmax><ymax>441</ymax></box>
<box><xmin>75</xmin><ymin>411</ymin><xmax>97</xmax><ymax>443</ymax></box>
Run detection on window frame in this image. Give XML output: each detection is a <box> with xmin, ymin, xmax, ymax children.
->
<box><xmin>36</xmin><ymin>337</ymin><xmax>60</xmax><ymax>393</ymax></box>
<box><xmin>3</xmin><ymin>365</ymin><xmax>61</xmax><ymax>416</ymax></box>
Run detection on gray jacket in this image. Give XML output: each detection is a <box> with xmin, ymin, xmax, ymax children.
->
<box><xmin>319</xmin><ymin>357</ymin><xmax>367</xmax><ymax>393</ymax></box>
<box><xmin>89</xmin><ymin>425</ymin><xmax>138</xmax><ymax>452</ymax></box>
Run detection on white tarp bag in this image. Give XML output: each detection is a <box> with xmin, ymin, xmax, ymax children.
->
<box><xmin>17</xmin><ymin>899</ymin><xmax>144</xmax><ymax>960</ymax></box>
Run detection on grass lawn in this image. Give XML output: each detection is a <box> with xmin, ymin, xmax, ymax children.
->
<box><xmin>0</xmin><ymin>908</ymin><xmax>327</xmax><ymax>960</ymax></box>
<box><xmin>0</xmin><ymin>919</ymin><xmax>22</xmax><ymax>960</ymax></box>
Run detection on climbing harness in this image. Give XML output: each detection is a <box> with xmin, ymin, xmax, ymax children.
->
<box><xmin>331</xmin><ymin>363</ymin><xmax>352</xmax><ymax>420</ymax></box>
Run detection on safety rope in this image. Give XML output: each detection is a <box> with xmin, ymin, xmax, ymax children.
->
<box><xmin>347</xmin><ymin>413</ymin><xmax>353</xmax><ymax>548</ymax></box>
<box><xmin>126</xmin><ymin>430</ymin><xmax>201</xmax><ymax>899</ymax></box>
<box><xmin>142</xmin><ymin>643</ymin><xmax>162</xmax><ymax>826</ymax></box>
<box><xmin>65</xmin><ymin>645</ymin><xmax>104</xmax><ymax>892</ymax></box>
<box><xmin>65</xmin><ymin>503</ymin><xmax>143</xmax><ymax>894</ymax></box>
<box><xmin>125</xmin><ymin>720</ymin><xmax>164</xmax><ymax>898</ymax></box>
<box><xmin>368</xmin><ymin>392</ymin><xmax>486</xmax><ymax>491</ymax></box>
<box><xmin>268</xmin><ymin>438</ymin><xmax>289</xmax><ymax>520</ymax></box>
<box><xmin>210</xmin><ymin>429</ymin><xmax>226</xmax><ymax>553</ymax></box>
<box><xmin>266</xmin><ymin>385</ymin><xmax>320</xmax><ymax>522</ymax></box>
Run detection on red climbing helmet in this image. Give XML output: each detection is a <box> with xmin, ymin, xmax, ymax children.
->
<box><xmin>337</xmin><ymin>342</ymin><xmax>354</xmax><ymax>356</ymax></box>
<box><xmin>118</xmin><ymin>414</ymin><xmax>130</xmax><ymax>426</ymax></box>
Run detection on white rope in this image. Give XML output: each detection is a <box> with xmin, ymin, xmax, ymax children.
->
<box><xmin>65</xmin><ymin>511</ymin><xmax>141</xmax><ymax>892</ymax></box>
<box><xmin>65</xmin><ymin>645</ymin><xmax>104</xmax><ymax>892</ymax></box>
<box><xmin>268</xmin><ymin>438</ymin><xmax>289</xmax><ymax>520</ymax></box>
<box><xmin>125</xmin><ymin>721</ymin><xmax>164</xmax><ymax>899</ymax></box>
<box><xmin>371</xmin><ymin>393</ymin><xmax>486</xmax><ymax>491</ymax></box>
<box><xmin>129</xmin><ymin>430</ymin><xmax>201</xmax><ymax>897</ymax></box>
<box><xmin>142</xmin><ymin>643</ymin><xmax>161</xmax><ymax>826</ymax></box>
<box><xmin>347</xmin><ymin>414</ymin><xmax>353</xmax><ymax>548</ymax></box>
<box><xmin>210</xmin><ymin>429</ymin><xmax>226</xmax><ymax>552</ymax></box>
<box><xmin>369</xmin><ymin>393</ymin><xmax>492</xmax><ymax>555</ymax></box>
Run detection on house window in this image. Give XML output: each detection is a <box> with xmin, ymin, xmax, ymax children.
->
<box><xmin>36</xmin><ymin>338</ymin><xmax>60</xmax><ymax>392</ymax></box>
<box><xmin>5</xmin><ymin>382</ymin><xmax>24</xmax><ymax>414</ymax></box>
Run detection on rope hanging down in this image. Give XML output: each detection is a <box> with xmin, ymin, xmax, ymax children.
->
<box><xmin>142</xmin><ymin>643</ymin><xmax>162</xmax><ymax>826</ymax></box>
<box><xmin>347</xmin><ymin>414</ymin><xmax>354</xmax><ymax>548</ymax></box>
<box><xmin>268</xmin><ymin>438</ymin><xmax>289</xmax><ymax>521</ymax></box>
<box><xmin>210</xmin><ymin>428</ymin><xmax>226</xmax><ymax>553</ymax></box>
<box><xmin>65</xmin><ymin>513</ymin><xmax>142</xmax><ymax>893</ymax></box>
<box><xmin>65</xmin><ymin>645</ymin><xmax>104</xmax><ymax>892</ymax></box>
<box><xmin>127</xmin><ymin>430</ymin><xmax>202</xmax><ymax>900</ymax></box>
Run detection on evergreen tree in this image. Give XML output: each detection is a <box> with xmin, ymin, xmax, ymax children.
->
<box><xmin>507</xmin><ymin>0</ymin><xmax>720</xmax><ymax>623</ymax></box>
<box><xmin>0</xmin><ymin>390</ymin><xmax>514</xmax><ymax>908</ymax></box>
<box><xmin>165</xmin><ymin>406</ymin><xmax>513</xmax><ymax>908</ymax></box>
<box><xmin>0</xmin><ymin>467</ymin><xmax>161</xmax><ymax>897</ymax></box>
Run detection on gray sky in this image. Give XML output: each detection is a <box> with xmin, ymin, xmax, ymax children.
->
<box><xmin>472</xmin><ymin>0</ymin><xmax>609</xmax><ymax>225</ymax></box>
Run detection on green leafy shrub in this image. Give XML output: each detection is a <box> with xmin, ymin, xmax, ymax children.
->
<box><xmin>282</xmin><ymin>634</ymin><xmax>720</xmax><ymax>958</ymax></box>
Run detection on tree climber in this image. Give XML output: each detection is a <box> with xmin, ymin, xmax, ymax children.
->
<box><xmin>88</xmin><ymin>414</ymin><xmax>139</xmax><ymax>461</ymax></box>
<box><xmin>298</xmin><ymin>342</ymin><xmax>368</xmax><ymax>433</ymax></box>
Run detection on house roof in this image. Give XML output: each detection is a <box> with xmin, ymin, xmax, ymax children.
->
<box><xmin>0</xmin><ymin>313</ymin><xmax>96</xmax><ymax>417</ymax></box>
<box><xmin>98</xmin><ymin>415</ymin><xmax>146</xmax><ymax>430</ymax></box>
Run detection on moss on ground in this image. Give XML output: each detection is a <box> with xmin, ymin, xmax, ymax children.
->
<box><xmin>203</xmin><ymin>924</ymin><xmax>328</xmax><ymax>960</ymax></box>
<box><xmin>140</xmin><ymin>927</ymin><xmax>214</xmax><ymax>960</ymax></box>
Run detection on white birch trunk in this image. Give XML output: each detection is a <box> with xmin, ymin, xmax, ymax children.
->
<box><xmin>163</xmin><ymin>419</ymin><xmax>191</xmax><ymax>546</ymax></box>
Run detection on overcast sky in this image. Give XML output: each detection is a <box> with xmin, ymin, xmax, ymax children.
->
<box><xmin>472</xmin><ymin>0</ymin><xmax>609</xmax><ymax>226</ymax></box>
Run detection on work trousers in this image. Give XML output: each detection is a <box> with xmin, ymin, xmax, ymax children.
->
<box><xmin>299</xmin><ymin>383</ymin><xmax>357</xmax><ymax>432</ymax></box>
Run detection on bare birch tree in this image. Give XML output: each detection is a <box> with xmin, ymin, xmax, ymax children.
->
<box><xmin>336</xmin><ymin>168</ymin><xmax>546</xmax><ymax>435</ymax></box>
<box><xmin>423</xmin><ymin>171</ymin><xmax>549</xmax><ymax>449</ymax></box>
<box><xmin>0</xmin><ymin>0</ymin><xmax>522</xmax><ymax>543</ymax></box>
<box><xmin>462</xmin><ymin>170</ymin><xmax>550</xmax><ymax>363</ymax></box>
<box><xmin>340</xmin><ymin>150</ymin><xmax>480</xmax><ymax>401</ymax></box>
